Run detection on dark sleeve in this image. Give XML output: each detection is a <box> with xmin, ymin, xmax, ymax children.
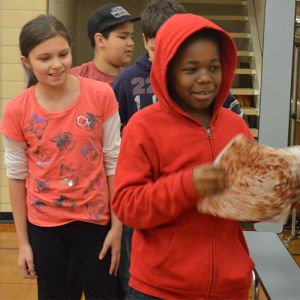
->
<box><xmin>113</xmin><ymin>75</ymin><xmax>129</xmax><ymax>130</ymax></box>
<box><xmin>223</xmin><ymin>93</ymin><xmax>248</xmax><ymax>125</ymax></box>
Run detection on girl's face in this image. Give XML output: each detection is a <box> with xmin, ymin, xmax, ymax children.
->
<box><xmin>21</xmin><ymin>35</ymin><xmax>72</xmax><ymax>88</ymax></box>
<box><xmin>168</xmin><ymin>37</ymin><xmax>222</xmax><ymax>122</ymax></box>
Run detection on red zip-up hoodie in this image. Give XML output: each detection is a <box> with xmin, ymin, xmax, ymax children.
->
<box><xmin>113</xmin><ymin>14</ymin><xmax>254</xmax><ymax>300</ymax></box>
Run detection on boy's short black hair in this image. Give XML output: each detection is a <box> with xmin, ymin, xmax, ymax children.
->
<box><xmin>178</xmin><ymin>28</ymin><xmax>222</xmax><ymax>53</ymax></box>
<box><xmin>141</xmin><ymin>0</ymin><xmax>186</xmax><ymax>39</ymax></box>
<box><xmin>99</xmin><ymin>23</ymin><xmax>123</xmax><ymax>40</ymax></box>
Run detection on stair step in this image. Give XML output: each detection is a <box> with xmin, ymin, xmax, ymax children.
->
<box><xmin>202</xmin><ymin>15</ymin><xmax>249</xmax><ymax>21</ymax></box>
<box><xmin>237</xmin><ymin>51</ymin><xmax>254</xmax><ymax>57</ymax></box>
<box><xmin>242</xmin><ymin>107</ymin><xmax>259</xmax><ymax>116</ymax></box>
<box><xmin>231</xmin><ymin>88</ymin><xmax>260</xmax><ymax>95</ymax></box>
<box><xmin>235</xmin><ymin>69</ymin><xmax>257</xmax><ymax>75</ymax></box>
<box><xmin>250</xmin><ymin>128</ymin><xmax>259</xmax><ymax>138</ymax></box>
<box><xmin>230</xmin><ymin>32</ymin><xmax>251</xmax><ymax>38</ymax></box>
<box><xmin>178</xmin><ymin>0</ymin><xmax>246</xmax><ymax>5</ymax></box>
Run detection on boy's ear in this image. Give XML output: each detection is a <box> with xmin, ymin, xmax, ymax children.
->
<box><xmin>142</xmin><ymin>33</ymin><xmax>148</xmax><ymax>49</ymax></box>
<box><xmin>20</xmin><ymin>55</ymin><xmax>31</xmax><ymax>69</ymax></box>
<box><xmin>94</xmin><ymin>33</ymin><xmax>106</xmax><ymax>48</ymax></box>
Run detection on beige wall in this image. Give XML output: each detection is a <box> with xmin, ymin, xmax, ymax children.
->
<box><xmin>0</xmin><ymin>1</ymin><xmax>2</xmax><ymax>214</ymax></box>
<box><xmin>0</xmin><ymin>0</ymin><xmax>48</xmax><ymax>212</ymax></box>
<box><xmin>48</xmin><ymin>0</ymin><xmax>77</xmax><ymax>61</ymax></box>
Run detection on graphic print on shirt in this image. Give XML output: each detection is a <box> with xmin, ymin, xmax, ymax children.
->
<box><xmin>152</xmin><ymin>94</ymin><xmax>157</xmax><ymax>104</ymax></box>
<box><xmin>84</xmin><ymin>198</ymin><xmax>105</xmax><ymax>221</ymax></box>
<box><xmin>83</xmin><ymin>173</ymin><xmax>103</xmax><ymax>219</ymax></box>
<box><xmin>33</xmin><ymin>146</ymin><xmax>51</xmax><ymax>168</ymax></box>
<box><xmin>50</xmin><ymin>132</ymin><xmax>76</xmax><ymax>152</ymax></box>
<box><xmin>26</xmin><ymin>114</ymin><xmax>48</xmax><ymax>140</ymax></box>
<box><xmin>59</xmin><ymin>163</ymin><xmax>78</xmax><ymax>188</ymax></box>
<box><xmin>31</xmin><ymin>196</ymin><xmax>48</xmax><ymax>214</ymax></box>
<box><xmin>54</xmin><ymin>194</ymin><xmax>76</xmax><ymax>208</ymax></box>
<box><xmin>80</xmin><ymin>138</ymin><xmax>100</xmax><ymax>162</ymax></box>
<box><xmin>84</xmin><ymin>172</ymin><xmax>102</xmax><ymax>194</ymax></box>
<box><xmin>134</xmin><ymin>95</ymin><xmax>141</xmax><ymax>110</ymax></box>
<box><xmin>76</xmin><ymin>112</ymin><xmax>101</xmax><ymax>130</ymax></box>
<box><xmin>131</xmin><ymin>77</ymin><xmax>156</xmax><ymax>110</ymax></box>
<box><xmin>35</xmin><ymin>179</ymin><xmax>50</xmax><ymax>193</ymax></box>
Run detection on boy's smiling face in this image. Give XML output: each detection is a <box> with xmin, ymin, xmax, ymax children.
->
<box><xmin>168</xmin><ymin>37</ymin><xmax>222</xmax><ymax>122</ymax></box>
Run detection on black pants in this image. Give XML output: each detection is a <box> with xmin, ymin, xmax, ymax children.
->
<box><xmin>119</xmin><ymin>225</ymin><xmax>133</xmax><ymax>296</ymax></box>
<box><xmin>28</xmin><ymin>221</ymin><xmax>123</xmax><ymax>300</ymax></box>
<box><xmin>125</xmin><ymin>287</ymin><xmax>162</xmax><ymax>300</ymax></box>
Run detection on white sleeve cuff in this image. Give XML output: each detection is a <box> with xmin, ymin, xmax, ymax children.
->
<box><xmin>4</xmin><ymin>136</ymin><xmax>28</xmax><ymax>179</ymax></box>
<box><xmin>102</xmin><ymin>112</ymin><xmax>121</xmax><ymax>176</ymax></box>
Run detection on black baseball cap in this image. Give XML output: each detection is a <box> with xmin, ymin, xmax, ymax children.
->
<box><xmin>87</xmin><ymin>3</ymin><xmax>140</xmax><ymax>41</ymax></box>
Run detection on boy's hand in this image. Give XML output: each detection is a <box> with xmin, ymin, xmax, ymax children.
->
<box><xmin>192</xmin><ymin>164</ymin><xmax>227</xmax><ymax>197</ymax></box>
<box><xmin>99</xmin><ymin>226</ymin><xmax>122</xmax><ymax>276</ymax></box>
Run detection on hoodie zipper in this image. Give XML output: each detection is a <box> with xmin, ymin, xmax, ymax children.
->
<box><xmin>206</xmin><ymin>127</ymin><xmax>216</xmax><ymax>298</ymax></box>
<box><xmin>206</xmin><ymin>128</ymin><xmax>215</xmax><ymax>160</ymax></box>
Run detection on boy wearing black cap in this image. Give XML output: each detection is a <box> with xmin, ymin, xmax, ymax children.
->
<box><xmin>71</xmin><ymin>3</ymin><xmax>139</xmax><ymax>86</ymax></box>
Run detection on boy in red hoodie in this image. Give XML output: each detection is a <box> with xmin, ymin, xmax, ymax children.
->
<box><xmin>112</xmin><ymin>13</ymin><xmax>254</xmax><ymax>300</ymax></box>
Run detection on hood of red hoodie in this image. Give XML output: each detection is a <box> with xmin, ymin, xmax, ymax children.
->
<box><xmin>150</xmin><ymin>13</ymin><xmax>237</xmax><ymax>122</ymax></box>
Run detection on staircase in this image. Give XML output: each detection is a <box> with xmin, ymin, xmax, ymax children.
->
<box><xmin>178</xmin><ymin>0</ymin><xmax>262</xmax><ymax>138</ymax></box>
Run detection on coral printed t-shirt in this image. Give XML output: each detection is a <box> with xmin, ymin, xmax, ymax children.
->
<box><xmin>1</xmin><ymin>76</ymin><xmax>118</xmax><ymax>227</ymax></box>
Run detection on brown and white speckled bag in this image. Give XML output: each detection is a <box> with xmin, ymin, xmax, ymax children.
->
<box><xmin>197</xmin><ymin>134</ymin><xmax>300</xmax><ymax>223</ymax></box>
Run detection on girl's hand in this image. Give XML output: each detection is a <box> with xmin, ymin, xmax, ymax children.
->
<box><xmin>99</xmin><ymin>226</ymin><xmax>122</xmax><ymax>276</ymax></box>
<box><xmin>18</xmin><ymin>243</ymin><xmax>36</xmax><ymax>279</ymax></box>
<box><xmin>193</xmin><ymin>164</ymin><xmax>227</xmax><ymax>197</ymax></box>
